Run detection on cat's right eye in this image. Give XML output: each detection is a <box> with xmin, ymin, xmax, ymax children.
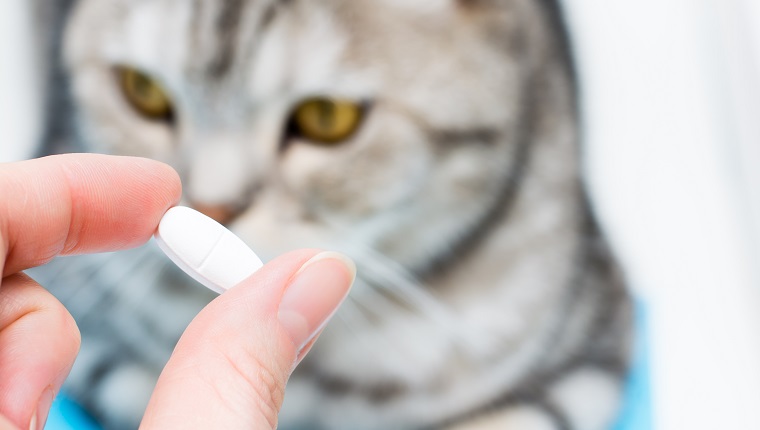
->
<box><xmin>116</xmin><ymin>67</ymin><xmax>174</xmax><ymax>122</ymax></box>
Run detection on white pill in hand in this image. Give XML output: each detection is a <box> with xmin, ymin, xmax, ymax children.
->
<box><xmin>154</xmin><ymin>206</ymin><xmax>264</xmax><ymax>294</ymax></box>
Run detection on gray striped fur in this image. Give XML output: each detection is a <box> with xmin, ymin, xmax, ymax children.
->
<box><xmin>31</xmin><ymin>0</ymin><xmax>632</xmax><ymax>429</ymax></box>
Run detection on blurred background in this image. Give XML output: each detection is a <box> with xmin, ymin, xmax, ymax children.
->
<box><xmin>2</xmin><ymin>0</ymin><xmax>759</xmax><ymax>429</ymax></box>
<box><xmin>563</xmin><ymin>1</ymin><xmax>760</xmax><ymax>428</ymax></box>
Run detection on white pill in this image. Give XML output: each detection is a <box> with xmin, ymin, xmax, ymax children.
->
<box><xmin>154</xmin><ymin>206</ymin><xmax>263</xmax><ymax>294</ymax></box>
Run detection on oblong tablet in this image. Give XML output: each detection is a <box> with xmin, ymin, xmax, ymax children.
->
<box><xmin>154</xmin><ymin>206</ymin><xmax>263</xmax><ymax>294</ymax></box>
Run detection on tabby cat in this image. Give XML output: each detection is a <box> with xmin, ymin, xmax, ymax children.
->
<box><xmin>31</xmin><ymin>0</ymin><xmax>632</xmax><ymax>429</ymax></box>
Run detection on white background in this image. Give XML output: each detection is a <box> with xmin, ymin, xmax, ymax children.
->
<box><xmin>2</xmin><ymin>1</ymin><xmax>759</xmax><ymax>429</ymax></box>
<box><xmin>565</xmin><ymin>1</ymin><xmax>760</xmax><ymax>428</ymax></box>
<box><xmin>0</xmin><ymin>0</ymin><xmax>42</xmax><ymax>162</ymax></box>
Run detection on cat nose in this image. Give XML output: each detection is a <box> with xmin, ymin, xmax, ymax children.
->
<box><xmin>189</xmin><ymin>202</ymin><xmax>241</xmax><ymax>225</ymax></box>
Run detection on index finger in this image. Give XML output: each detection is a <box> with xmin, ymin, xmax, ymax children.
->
<box><xmin>1</xmin><ymin>154</ymin><xmax>181</xmax><ymax>276</ymax></box>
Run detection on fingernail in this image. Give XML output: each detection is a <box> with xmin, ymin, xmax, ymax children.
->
<box><xmin>278</xmin><ymin>251</ymin><xmax>356</xmax><ymax>353</ymax></box>
<box><xmin>31</xmin><ymin>387</ymin><xmax>55</xmax><ymax>430</ymax></box>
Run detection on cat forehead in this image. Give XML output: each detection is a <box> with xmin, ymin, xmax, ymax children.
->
<box><xmin>105</xmin><ymin>0</ymin><xmax>280</xmax><ymax>78</ymax></box>
<box><xmin>108</xmin><ymin>2</ymin><xmax>357</xmax><ymax>76</ymax></box>
<box><xmin>70</xmin><ymin>0</ymin><xmax>496</xmax><ymax>112</ymax></box>
<box><xmin>105</xmin><ymin>0</ymin><xmax>457</xmax><ymax>73</ymax></box>
<box><xmin>106</xmin><ymin>0</ymin><xmax>428</xmax><ymax>98</ymax></box>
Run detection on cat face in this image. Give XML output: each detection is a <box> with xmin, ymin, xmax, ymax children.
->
<box><xmin>64</xmin><ymin>0</ymin><xmax>544</xmax><ymax>273</ymax></box>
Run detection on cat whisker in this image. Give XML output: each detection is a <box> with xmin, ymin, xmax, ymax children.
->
<box><xmin>340</xmin><ymin>244</ymin><xmax>466</xmax><ymax>346</ymax></box>
<box><xmin>335</xmin><ymin>286</ymin><xmax>438</xmax><ymax>372</ymax></box>
<box><xmin>333</xmin><ymin>294</ymin><xmax>378</xmax><ymax>347</ymax></box>
<box><xmin>346</xmin><ymin>276</ymin><xmax>410</xmax><ymax>321</ymax></box>
<box><xmin>65</xmin><ymin>245</ymin><xmax>163</xmax><ymax>320</ymax></box>
<box><xmin>357</xmin><ymin>248</ymin><xmax>455</xmax><ymax>314</ymax></box>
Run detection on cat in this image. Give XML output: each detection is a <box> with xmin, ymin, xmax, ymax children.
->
<box><xmin>30</xmin><ymin>0</ymin><xmax>633</xmax><ymax>429</ymax></box>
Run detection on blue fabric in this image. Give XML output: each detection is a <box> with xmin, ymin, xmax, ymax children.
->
<box><xmin>47</xmin><ymin>305</ymin><xmax>652</xmax><ymax>429</ymax></box>
<box><xmin>46</xmin><ymin>395</ymin><xmax>100</xmax><ymax>430</ymax></box>
<box><xmin>613</xmin><ymin>303</ymin><xmax>653</xmax><ymax>430</ymax></box>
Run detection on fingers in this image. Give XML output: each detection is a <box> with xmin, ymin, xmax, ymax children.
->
<box><xmin>0</xmin><ymin>154</ymin><xmax>181</xmax><ymax>276</ymax></box>
<box><xmin>0</xmin><ymin>273</ymin><xmax>80</xmax><ymax>430</ymax></box>
<box><xmin>141</xmin><ymin>249</ymin><xmax>356</xmax><ymax>429</ymax></box>
<box><xmin>0</xmin><ymin>154</ymin><xmax>180</xmax><ymax>428</ymax></box>
<box><xmin>0</xmin><ymin>414</ymin><xmax>19</xmax><ymax>430</ymax></box>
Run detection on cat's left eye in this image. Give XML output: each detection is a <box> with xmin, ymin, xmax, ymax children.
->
<box><xmin>288</xmin><ymin>97</ymin><xmax>365</xmax><ymax>145</ymax></box>
<box><xmin>117</xmin><ymin>67</ymin><xmax>174</xmax><ymax>121</ymax></box>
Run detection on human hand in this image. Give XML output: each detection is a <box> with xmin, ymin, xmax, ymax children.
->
<box><xmin>0</xmin><ymin>154</ymin><xmax>355</xmax><ymax>429</ymax></box>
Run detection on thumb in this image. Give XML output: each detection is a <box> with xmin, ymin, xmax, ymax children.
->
<box><xmin>140</xmin><ymin>249</ymin><xmax>355</xmax><ymax>429</ymax></box>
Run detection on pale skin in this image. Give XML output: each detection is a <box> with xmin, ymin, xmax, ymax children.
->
<box><xmin>0</xmin><ymin>154</ymin><xmax>354</xmax><ymax>430</ymax></box>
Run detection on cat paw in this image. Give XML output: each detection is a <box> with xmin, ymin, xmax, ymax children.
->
<box><xmin>445</xmin><ymin>405</ymin><xmax>560</xmax><ymax>430</ymax></box>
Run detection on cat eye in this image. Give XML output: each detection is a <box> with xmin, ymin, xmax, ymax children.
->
<box><xmin>288</xmin><ymin>97</ymin><xmax>364</xmax><ymax>145</ymax></box>
<box><xmin>117</xmin><ymin>67</ymin><xmax>174</xmax><ymax>121</ymax></box>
